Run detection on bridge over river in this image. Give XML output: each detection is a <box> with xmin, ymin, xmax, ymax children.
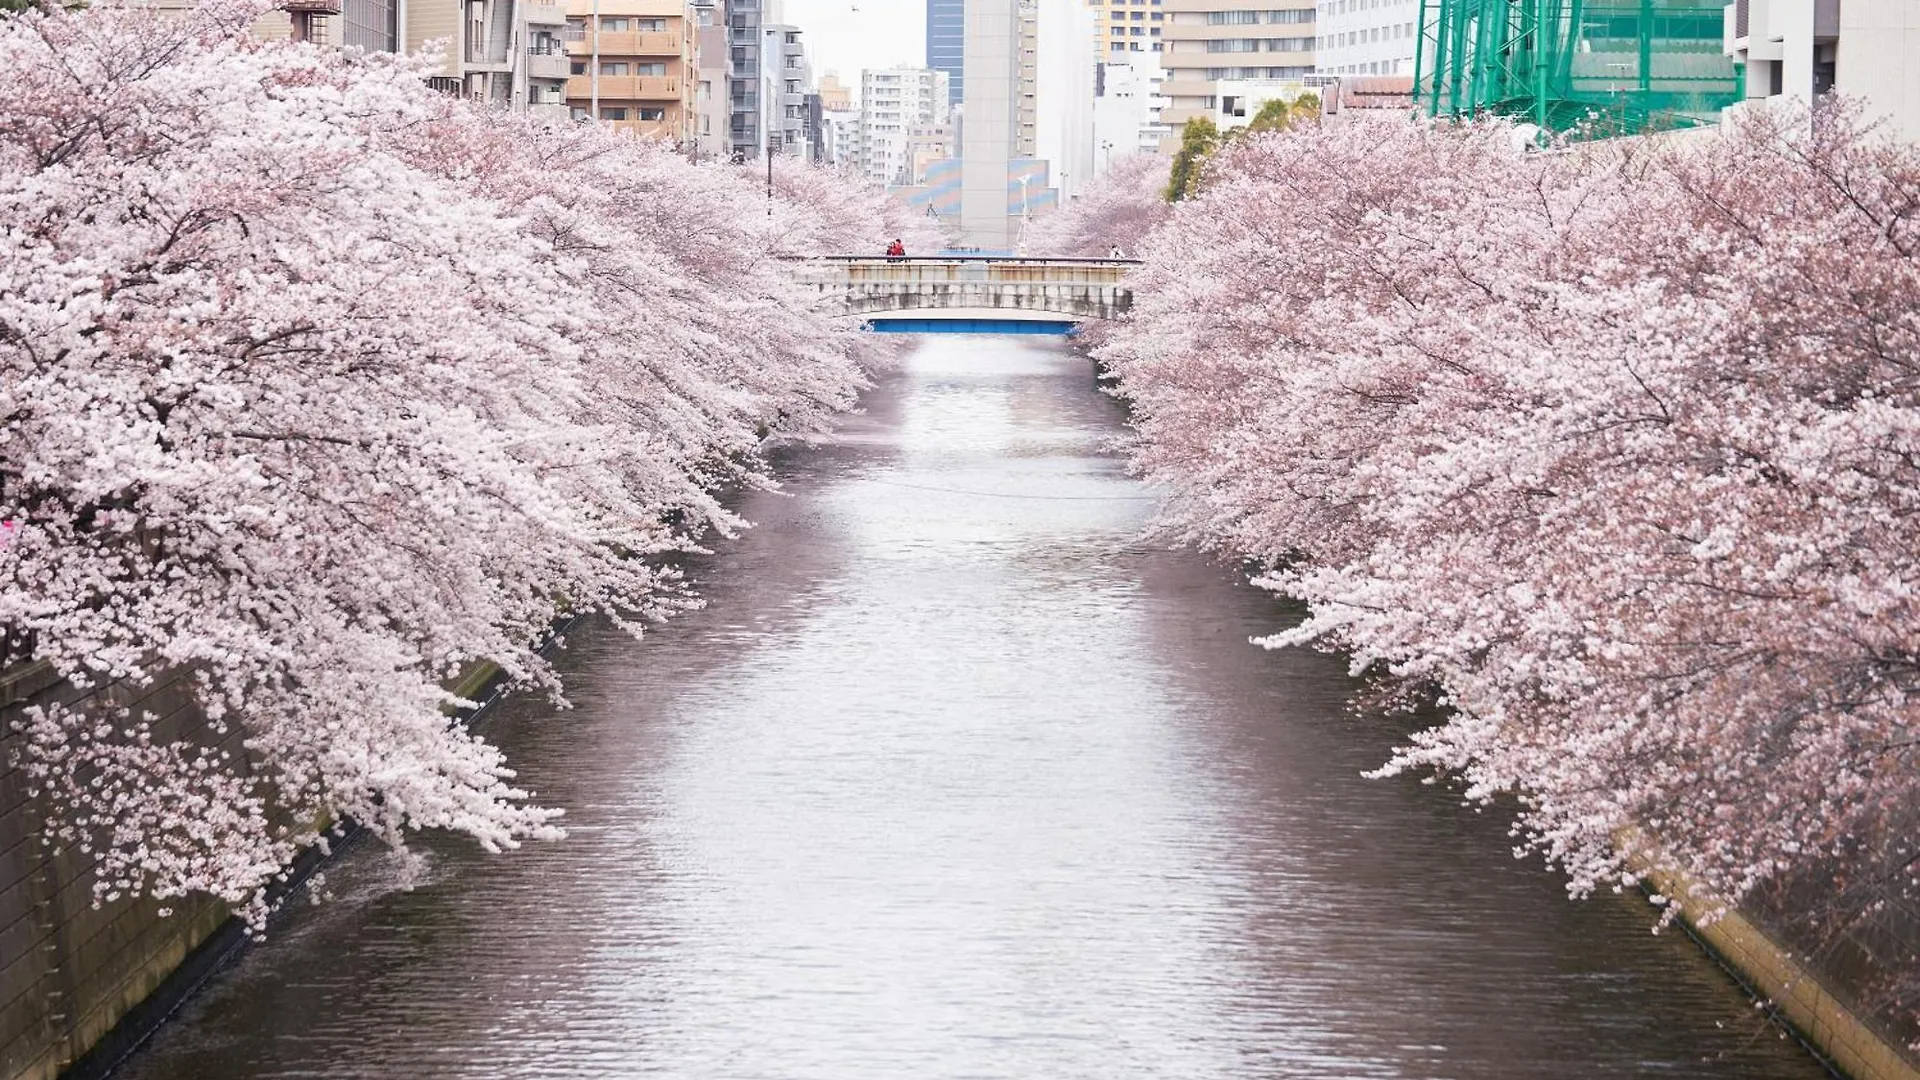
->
<box><xmin>113</xmin><ymin>336</ymin><xmax>1830</xmax><ymax>1080</ymax></box>
<box><xmin>797</xmin><ymin>256</ymin><xmax>1134</xmax><ymax>332</ymax></box>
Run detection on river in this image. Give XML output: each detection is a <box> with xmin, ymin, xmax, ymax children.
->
<box><xmin>117</xmin><ymin>335</ymin><xmax>1828</xmax><ymax>1079</ymax></box>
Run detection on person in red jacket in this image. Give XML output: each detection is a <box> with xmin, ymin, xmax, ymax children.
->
<box><xmin>885</xmin><ymin>239</ymin><xmax>905</xmax><ymax>259</ymax></box>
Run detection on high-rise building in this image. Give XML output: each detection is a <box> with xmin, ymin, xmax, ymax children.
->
<box><xmin>961</xmin><ymin>0</ymin><xmax>1023</xmax><ymax>247</ymax></box>
<box><xmin>1159</xmin><ymin>0</ymin><xmax>1315</xmax><ymax>136</ymax></box>
<box><xmin>1084</xmin><ymin>0</ymin><xmax>1165</xmax><ymax>60</ymax></box>
<box><xmin>691</xmin><ymin>0</ymin><xmax>730</xmax><ymax>160</ymax></box>
<box><xmin>1312</xmin><ymin>0</ymin><xmax>1415</xmax><ymax>75</ymax></box>
<box><xmin>1037</xmin><ymin>0</ymin><xmax>1097</xmax><ymax>200</ymax></box>
<box><xmin>564</xmin><ymin>0</ymin><xmax>697</xmax><ymax>141</ymax></box>
<box><xmin>1092</xmin><ymin>56</ymin><xmax>1168</xmax><ymax>168</ymax></box>
<box><xmin>766</xmin><ymin>25</ymin><xmax>816</xmax><ymax>158</ymax></box>
<box><xmin>926</xmin><ymin>0</ymin><xmax>967</xmax><ymax>106</ymax></box>
<box><xmin>724</xmin><ymin>0</ymin><xmax>774</xmax><ymax>160</ymax></box>
<box><xmin>858</xmin><ymin>68</ymin><xmax>952</xmax><ymax>186</ymax></box>
<box><xmin>147</xmin><ymin>0</ymin><xmax>570</xmax><ymax>110</ymax></box>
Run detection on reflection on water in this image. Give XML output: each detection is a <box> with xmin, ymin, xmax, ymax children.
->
<box><xmin>118</xmin><ymin>336</ymin><xmax>1829</xmax><ymax>1080</ymax></box>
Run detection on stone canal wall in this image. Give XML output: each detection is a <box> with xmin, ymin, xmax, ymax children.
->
<box><xmin>0</xmin><ymin>662</ymin><xmax>233</xmax><ymax>1080</ymax></box>
<box><xmin>0</xmin><ymin>640</ymin><xmax>1913</xmax><ymax>1079</ymax></box>
<box><xmin>0</xmin><ymin>657</ymin><xmax>510</xmax><ymax>1080</ymax></box>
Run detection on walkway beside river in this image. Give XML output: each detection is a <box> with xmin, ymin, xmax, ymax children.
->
<box><xmin>117</xmin><ymin>337</ymin><xmax>1829</xmax><ymax>1080</ymax></box>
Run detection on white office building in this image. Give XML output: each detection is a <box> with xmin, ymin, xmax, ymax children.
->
<box><xmin>1037</xmin><ymin>0</ymin><xmax>1099</xmax><ymax>201</ymax></box>
<box><xmin>1092</xmin><ymin>56</ymin><xmax>1169</xmax><ymax>169</ymax></box>
<box><xmin>1312</xmin><ymin>0</ymin><xmax>1416</xmax><ymax>76</ymax></box>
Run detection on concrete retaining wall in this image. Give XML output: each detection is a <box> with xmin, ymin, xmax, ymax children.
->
<box><xmin>0</xmin><ymin>663</ymin><xmax>235</xmax><ymax>1080</ymax></box>
<box><xmin>1641</xmin><ymin>862</ymin><xmax>1920</xmax><ymax>1080</ymax></box>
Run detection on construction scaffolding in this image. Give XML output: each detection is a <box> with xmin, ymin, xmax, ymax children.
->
<box><xmin>1414</xmin><ymin>0</ymin><xmax>1744</xmax><ymax>137</ymax></box>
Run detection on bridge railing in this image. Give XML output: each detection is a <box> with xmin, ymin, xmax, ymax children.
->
<box><xmin>799</xmin><ymin>256</ymin><xmax>1140</xmax><ymax>288</ymax></box>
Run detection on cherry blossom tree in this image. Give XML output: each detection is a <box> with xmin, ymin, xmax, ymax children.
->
<box><xmin>1100</xmin><ymin>107</ymin><xmax>1920</xmax><ymax>1029</ymax></box>
<box><xmin>0</xmin><ymin>0</ymin><xmax>902</xmax><ymax>921</ymax></box>
<box><xmin>1020</xmin><ymin>153</ymin><xmax>1170</xmax><ymax>258</ymax></box>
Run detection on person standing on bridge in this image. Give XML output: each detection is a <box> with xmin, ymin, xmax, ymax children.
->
<box><xmin>886</xmin><ymin>239</ymin><xmax>905</xmax><ymax>260</ymax></box>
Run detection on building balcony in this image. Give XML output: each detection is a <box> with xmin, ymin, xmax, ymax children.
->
<box><xmin>529</xmin><ymin>102</ymin><xmax>572</xmax><ymax>121</ymax></box>
<box><xmin>526</xmin><ymin>48</ymin><xmax>570</xmax><ymax>80</ymax></box>
<box><xmin>523</xmin><ymin>2</ymin><xmax>566</xmax><ymax>25</ymax></box>
<box><xmin>566</xmin><ymin>74</ymin><xmax>684</xmax><ymax>100</ymax></box>
<box><xmin>567</xmin><ymin>30</ymin><xmax>684</xmax><ymax>56</ymax></box>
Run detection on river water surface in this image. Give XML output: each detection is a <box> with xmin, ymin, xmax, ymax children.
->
<box><xmin>119</xmin><ymin>336</ymin><xmax>1828</xmax><ymax>1079</ymax></box>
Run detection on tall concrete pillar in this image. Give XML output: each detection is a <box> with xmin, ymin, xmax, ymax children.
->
<box><xmin>961</xmin><ymin>0</ymin><xmax>1016</xmax><ymax>250</ymax></box>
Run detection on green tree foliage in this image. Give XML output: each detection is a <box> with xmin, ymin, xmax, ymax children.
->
<box><xmin>1244</xmin><ymin>98</ymin><xmax>1293</xmax><ymax>133</ymax></box>
<box><xmin>1165</xmin><ymin>116</ymin><xmax>1219</xmax><ymax>203</ymax></box>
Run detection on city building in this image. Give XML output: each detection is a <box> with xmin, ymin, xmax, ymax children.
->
<box><xmin>1159</xmin><ymin>0</ymin><xmax>1316</xmax><ymax>135</ymax></box>
<box><xmin>1724</xmin><ymin>0</ymin><xmax>1919</xmax><ymax>142</ymax></box>
<box><xmin>402</xmin><ymin>0</ymin><xmax>572</xmax><ymax>109</ymax></box>
<box><xmin>1092</xmin><ymin>56</ymin><xmax>1169</xmax><ymax>167</ymax></box>
<box><xmin>1037</xmin><ymin>0</ymin><xmax>1098</xmax><ymax>200</ymax></box>
<box><xmin>1210</xmin><ymin>75</ymin><xmax>1313</xmax><ymax>128</ymax></box>
<box><xmin>817</xmin><ymin>72</ymin><xmax>855</xmax><ymax>110</ymax></box>
<box><xmin>691</xmin><ymin>0</ymin><xmax>730</xmax><ymax>160</ymax></box>
<box><xmin>1313</xmin><ymin>0</ymin><xmax>1415</xmax><ymax>75</ymax></box>
<box><xmin>961</xmin><ymin>0</ymin><xmax>1024</xmax><ymax>247</ymax></box>
<box><xmin>927</xmin><ymin>0</ymin><xmax>967</xmax><ymax>106</ymax></box>
<box><xmin>1016</xmin><ymin>0</ymin><xmax>1040</xmax><ymax>157</ymax></box>
<box><xmin>766</xmin><ymin>24</ymin><xmax>814</xmax><ymax>157</ymax></box>
<box><xmin>857</xmin><ymin>67</ymin><xmax>951</xmax><ymax>186</ymax></box>
<box><xmin>907</xmin><ymin>122</ymin><xmax>958</xmax><ymax>182</ymax></box>
<box><xmin>723</xmin><ymin>0</ymin><xmax>774</xmax><ymax>159</ymax></box>
<box><xmin>1085</xmin><ymin>0</ymin><xmax>1166</xmax><ymax>59</ymax></box>
<box><xmin>819</xmin><ymin>104</ymin><xmax>862</xmax><ymax>166</ymax></box>
<box><xmin>564</xmin><ymin>0</ymin><xmax>696</xmax><ymax>141</ymax></box>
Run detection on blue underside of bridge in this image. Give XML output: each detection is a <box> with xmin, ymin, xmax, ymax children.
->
<box><xmin>865</xmin><ymin>318</ymin><xmax>1076</xmax><ymax>335</ymax></box>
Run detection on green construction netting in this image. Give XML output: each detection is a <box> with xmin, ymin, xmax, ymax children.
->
<box><xmin>1415</xmin><ymin>0</ymin><xmax>1744</xmax><ymax>137</ymax></box>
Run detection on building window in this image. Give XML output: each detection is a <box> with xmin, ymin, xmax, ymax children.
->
<box><xmin>638</xmin><ymin>61</ymin><xmax>667</xmax><ymax>75</ymax></box>
<box><xmin>563</xmin><ymin>17</ymin><xmax>586</xmax><ymax>39</ymax></box>
<box><xmin>637</xmin><ymin>16</ymin><xmax>666</xmax><ymax>30</ymax></box>
<box><xmin>599</xmin><ymin>16</ymin><xmax>628</xmax><ymax>30</ymax></box>
<box><xmin>602</xmin><ymin>106</ymin><xmax>628</xmax><ymax>119</ymax></box>
<box><xmin>600</xmin><ymin>61</ymin><xmax>629</xmax><ymax>74</ymax></box>
<box><xmin>639</xmin><ymin>107</ymin><xmax>666</xmax><ymax>120</ymax></box>
<box><xmin>570</xmin><ymin>60</ymin><xmax>586</xmax><ymax>74</ymax></box>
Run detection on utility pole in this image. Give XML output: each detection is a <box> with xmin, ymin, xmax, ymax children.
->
<box><xmin>589</xmin><ymin>0</ymin><xmax>600</xmax><ymax>120</ymax></box>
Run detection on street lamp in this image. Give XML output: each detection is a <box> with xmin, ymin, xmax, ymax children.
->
<box><xmin>1015</xmin><ymin>172</ymin><xmax>1031</xmax><ymax>249</ymax></box>
<box><xmin>764</xmin><ymin>27</ymin><xmax>777</xmax><ymax>215</ymax></box>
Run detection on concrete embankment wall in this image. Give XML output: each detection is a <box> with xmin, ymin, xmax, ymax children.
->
<box><xmin>0</xmin><ymin>662</ymin><xmax>234</xmax><ymax>1080</ymax></box>
<box><xmin>0</xmin><ymin>657</ymin><xmax>510</xmax><ymax>1080</ymax></box>
<box><xmin>1644</xmin><ymin>864</ymin><xmax>1920</xmax><ymax>1080</ymax></box>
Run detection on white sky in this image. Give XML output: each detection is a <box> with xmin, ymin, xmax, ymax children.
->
<box><xmin>781</xmin><ymin>0</ymin><xmax>927</xmax><ymax>93</ymax></box>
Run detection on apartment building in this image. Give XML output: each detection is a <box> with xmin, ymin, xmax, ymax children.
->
<box><xmin>564</xmin><ymin>0</ymin><xmax>694</xmax><ymax>140</ymax></box>
<box><xmin>1086</xmin><ymin>0</ymin><xmax>1166</xmax><ymax>59</ymax></box>
<box><xmin>1725</xmin><ymin>0</ymin><xmax>1919</xmax><ymax>141</ymax></box>
<box><xmin>766</xmin><ymin>25</ymin><xmax>815</xmax><ymax>157</ymax></box>
<box><xmin>817</xmin><ymin>73</ymin><xmax>854</xmax><ymax>110</ymax></box>
<box><xmin>857</xmin><ymin>68</ymin><xmax>952</xmax><ymax>186</ymax></box>
<box><xmin>1159</xmin><ymin>0</ymin><xmax>1315</xmax><ymax>131</ymax></box>
<box><xmin>1313</xmin><ymin>0</ymin><xmax>1416</xmax><ymax>75</ymax></box>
